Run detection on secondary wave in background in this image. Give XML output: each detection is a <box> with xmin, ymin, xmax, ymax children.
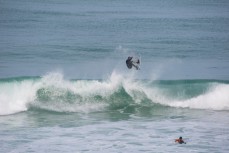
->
<box><xmin>0</xmin><ymin>71</ymin><xmax>229</xmax><ymax>115</ymax></box>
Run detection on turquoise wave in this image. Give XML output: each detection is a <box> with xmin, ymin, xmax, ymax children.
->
<box><xmin>0</xmin><ymin>72</ymin><xmax>229</xmax><ymax>115</ymax></box>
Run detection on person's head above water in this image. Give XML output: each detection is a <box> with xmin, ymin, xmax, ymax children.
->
<box><xmin>175</xmin><ymin>136</ymin><xmax>186</xmax><ymax>144</ymax></box>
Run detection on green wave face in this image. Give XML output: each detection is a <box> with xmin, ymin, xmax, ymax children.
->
<box><xmin>0</xmin><ymin>73</ymin><xmax>229</xmax><ymax>115</ymax></box>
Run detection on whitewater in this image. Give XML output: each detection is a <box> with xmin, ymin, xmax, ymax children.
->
<box><xmin>1</xmin><ymin>71</ymin><xmax>229</xmax><ymax>116</ymax></box>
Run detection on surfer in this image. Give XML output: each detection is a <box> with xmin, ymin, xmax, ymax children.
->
<box><xmin>126</xmin><ymin>56</ymin><xmax>133</xmax><ymax>69</ymax></box>
<box><xmin>175</xmin><ymin>137</ymin><xmax>186</xmax><ymax>144</ymax></box>
<box><xmin>126</xmin><ymin>56</ymin><xmax>140</xmax><ymax>70</ymax></box>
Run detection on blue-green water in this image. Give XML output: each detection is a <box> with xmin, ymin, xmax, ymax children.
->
<box><xmin>0</xmin><ymin>0</ymin><xmax>229</xmax><ymax>152</ymax></box>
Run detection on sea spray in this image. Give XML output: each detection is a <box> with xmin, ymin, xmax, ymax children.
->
<box><xmin>0</xmin><ymin>80</ymin><xmax>38</xmax><ymax>115</ymax></box>
<box><xmin>0</xmin><ymin>72</ymin><xmax>229</xmax><ymax>116</ymax></box>
<box><xmin>170</xmin><ymin>84</ymin><xmax>229</xmax><ymax>110</ymax></box>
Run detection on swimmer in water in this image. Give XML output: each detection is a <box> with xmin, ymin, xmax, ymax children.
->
<box><xmin>175</xmin><ymin>137</ymin><xmax>186</xmax><ymax>144</ymax></box>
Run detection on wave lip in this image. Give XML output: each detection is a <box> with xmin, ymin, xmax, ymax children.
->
<box><xmin>170</xmin><ymin>84</ymin><xmax>229</xmax><ymax>110</ymax></box>
<box><xmin>0</xmin><ymin>80</ymin><xmax>38</xmax><ymax>115</ymax></box>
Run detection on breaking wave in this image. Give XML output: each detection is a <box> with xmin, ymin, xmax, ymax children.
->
<box><xmin>0</xmin><ymin>71</ymin><xmax>229</xmax><ymax>115</ymax></box>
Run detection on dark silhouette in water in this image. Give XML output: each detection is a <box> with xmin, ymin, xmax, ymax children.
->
<box><xmin>175</xmin><ymin>137</ymin><xmax>186</xmax><ymax>144</ymax></box>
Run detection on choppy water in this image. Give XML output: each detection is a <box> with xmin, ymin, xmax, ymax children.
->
<box><xmin>1</xmin><ymin>0</ymin><xmax>229</xmax><ymax>152</ymax></box>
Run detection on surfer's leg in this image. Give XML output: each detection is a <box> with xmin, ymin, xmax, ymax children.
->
<box><xmin>132</xmin><ymin>64</ymin><xmax>139</xmax><ymax>70</ymax></box>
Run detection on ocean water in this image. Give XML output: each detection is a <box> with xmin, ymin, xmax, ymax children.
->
<box><xmin>1</xmin><ymin>0</ymin><xmax>229</xmax><ymax>152</ymax></box>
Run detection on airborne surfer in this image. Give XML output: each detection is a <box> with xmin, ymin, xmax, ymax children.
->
<box><xmin>126</xmin><ymin>56</ymin><xmax>140</xmax><ymax>70</ymax></box>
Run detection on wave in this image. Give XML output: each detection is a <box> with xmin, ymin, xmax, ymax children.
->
<box><xmin>0</xmin><ymin>71</ymin><xmax>229</xmax><ymax>115</ymax></box>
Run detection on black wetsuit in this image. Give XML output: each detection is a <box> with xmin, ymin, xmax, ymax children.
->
<box><xmin>126</xmin><ymin>57</ymin><xmax>133</xmax><ymax>69</ymax></box>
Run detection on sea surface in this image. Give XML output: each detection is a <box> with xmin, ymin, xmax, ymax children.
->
<box><xmin>0</xmin><ymin>0</ymin><xmax>229</xmax><ymax>152</ymax></box>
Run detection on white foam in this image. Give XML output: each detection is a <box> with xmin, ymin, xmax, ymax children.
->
<box><xmin>169</xmin><ymin>84</ymin><xmax>229</xmax><ymax>110</ymax></box>
<box><xmin>0</xmin><ymin>80</ymin><xmax>38</xmax><ymax>115</ymax></box>
<box><xmin>31</xmin><ymin>71</ymin><xmax>127</xmax><ymax>113</ymax></box>
<box><xmin>73</xmin><ymin>71</ymin><xmax>123</xmax><ymax>97</ymax></box>
<box><xmin>1</xmin><ymin>71</ymin><xmax>228</xmax><ymax>115</ymax></box>
<box><xmin>0</xmin><ymin>72</ymin><xmax>69</xmax><ymax>115</ymax></box>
